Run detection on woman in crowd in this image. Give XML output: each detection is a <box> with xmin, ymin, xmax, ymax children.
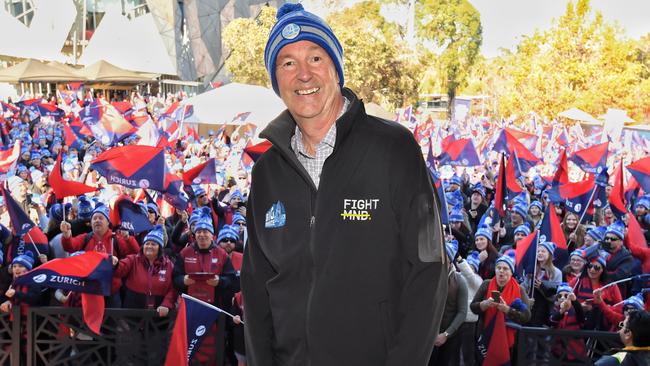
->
<box><xmin>562</xmin><ymin>211</ymin><xmax>586</xmax><ymax>253</ymax></box>
<box><xmin>529</xmin><ymin>241</ymin><xmax>563</xmax><ymax>326</ymax></box>
<box><xmin>474</xmin><ymin>225</ymin><xmax>498</xmax><ymax>280</ymax></box>
<box><xmin>471</xmin><ymin>251</ymin><xmax>531</xmax><ymax>364</ymax></box>
<box><xmin>563</xmin><ymin>248</ymin><xmax>587</xmax><ymax>284</ymax></box>
<box><xmin>571</xmin><ymin>249</ymin><xmax>622</xmax><ymax>331</ymax></box>
<box><xmin>528</xmin><ymin>200</ymin><xmax>544</xmax><ymax>228</ymax></box>
<box><xmin>112</xmin><ymin>225</ymin><xmax>177</xmax><ymax>316</ymax></box>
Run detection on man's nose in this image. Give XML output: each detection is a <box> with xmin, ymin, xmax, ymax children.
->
<box><xmin>296</xmin><ymin>62</ymin><xmax>313</xmax><ymax>82</ymax></box>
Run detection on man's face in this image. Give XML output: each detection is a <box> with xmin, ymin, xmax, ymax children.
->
<box><xmin>635</xmin><ymin>205</ymin><xmax>647</xmax><ymax>216</ymax></box>
<box><xmin>197</xmin><ymin>194</ymin><xmax>208</xmax><ymax>207</ymax></box>
<box><xmin>230</xmin><ymin>196</ymin><xmax>242</xmax><ymax>208</ymax></box>
<box><xmin>275</xmin><ymin>40</ymin><xmax>341</xmax><ymax>123</ymax></box>
<box><xmin>218</xmin><ymin>238</ymin><xmax>236</xmax><ymax>254</ymax></box>
<box><xmin>91</xmin><ymin>213</ymin><xmax>109</xmax><ymax>236</ymax></box>
<box><xmin>195</xmin><ymin>229</ymin><xmax>213</xmax><ymax>249</ymax></box>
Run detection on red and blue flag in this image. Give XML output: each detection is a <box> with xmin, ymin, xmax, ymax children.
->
<box><xmin>436</xmin><ymin>137</ymin><xmax>481</xmax><ymax>167</ymax></box>
<box><xmin>627</xmin><ymin>156</ymin><xmax>650</xmax><ymax>195</ymax></box>
<box><xmin>35</xmin><ymin>103</ymin><xmax>65</xmax><ymax>120</ymax></box>
<box><xmin>506</xmin><ymin>127</ymin><xmax>538</xmax><ymax>152</ymax></box>
<box><xmin>165</xmin><ymin>294</ymin><xmax>223</xmax><ymax>366</ymax></box>
<box><xmin>547</xmin><ymin>176</ymin><xmax>595</xmax><ymax>218</ymax></box>
<box><xmin>182</xmin><ymin>158</ymin><xmax>218</xmax><ymax>186</ymax></box>
<box><xmin>515</xmin><ymin>231</ymin><xmax>538</xmax><ymax>279</ymax></box>
<box><xmin>91</xmin><ymin>145</ymin><xmax>166</xmax><ymax>191</ymax></box>
<box><xmin>539</xmin><ymin>203</ymin><xmax>568</xmax><ymax>268</ymax></box>
<box><xmin>243</xmin><ymin>140</ymin><xmax>272</xmax><ymax>162</ymax></box>
<box><xmin>63</xmin><ymin>120</ymin><xmax>84</xmax><ymax>151</ymax></box>
<box><xmin>0</xmin><ymin>141</ymin><xmax>21</xmax><ymax>173</ymax></box>
<box><xmin>80</xmin><ymin>100</ymin><xmax>136</xmax><ymax>146</ymax></box>
<box><xmin>110</xmin><ymin>194</ymin><xmax>153</xmax><ymax>234</ymax></box>
<box><xmin>568</xmin><ymin>142</ymin><xmax>609</xmax><ymax>174</ymax></box>
<box><xmin>14</xmin><ymin>251</ymin><xmax>112</xmax><ymax>334</ymax></box>
<box><xmin>494</xmin><ymin>153</ymin><xmax>508</xmax><ymax>217</ymax></box>
<box><xmin>163</xmin><ymin>173</ymin><xmax>189</xmax><ymax>211</ymax></box>
<box><xmin>492</xmin><ymin>129</ymin><xmax>541</xmax><ymax>172</ymax></box>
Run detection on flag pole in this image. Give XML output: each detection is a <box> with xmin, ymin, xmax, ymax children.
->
<box><xmin>181</xmin><ymin>293</ymin><xmax>244</xmax><ymax>325</ymax></box>
<box><xmin>571</xmin><ymin>184</ymin><xmax>598</xmax><ymax>239</ymax></box>
<box><xmin>529</xmin><ymin>230</ymin><xmax>540</xmax><ymax>299</ymax></box>
<box><xmin>595</xmin><ymin>274</ymin><xmax>650</xmax><ymax>292</ymax></box>
<box><xmin>25</xmin><ymin>232</ymin><xmax>41</xmax><ymax>257</ymax></box>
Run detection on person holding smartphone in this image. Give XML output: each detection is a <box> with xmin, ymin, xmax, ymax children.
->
<box><xmin>470</xmin><ymin>251</ymin><xmax>531</xmax><ymax>365</ymax></box>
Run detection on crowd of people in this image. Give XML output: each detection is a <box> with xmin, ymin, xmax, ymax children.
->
<box><xmin>0</xmin><ymin>87</ymin><xmax>650</xmax><ymax>366</ymax></box>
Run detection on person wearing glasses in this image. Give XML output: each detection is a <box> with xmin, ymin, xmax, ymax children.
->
<box><xmin>571</xmin><ymin>248</ymin><xmax>623</xmax><ymax>331</ymax></box>
<box><xmin>595</xmin><ymin>310</ymin><xmax>650</xmax><ymax>366</ymax></box>
<box><xmin>602</xmin><ymin>221</ymin><xmax>635</xmax><ymax>298</ymax></box>
<box><xmin>563</xmin><ymin>248</ymin><xmax>588</xmax><ymax>284</ymax></box>
<box><xmin>593</xmin><ymin>291</ymin><xmax>647</xmax><ymax>331</ymax></box>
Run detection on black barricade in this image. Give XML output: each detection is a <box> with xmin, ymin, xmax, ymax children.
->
<box><xmin>512</xmin><ymin>324</ymin><xmax>623</xmax><ymax>366</ymax></box>
<box><xmin>25</xmin><ymin>307</ymin><xmax>175</xmax><ymax>366</ymax></box>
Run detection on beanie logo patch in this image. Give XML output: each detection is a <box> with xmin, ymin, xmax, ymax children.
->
<box><xmin>282</xmin><ymin>23</ymin><xmax>301</xmax><ymax>40</ymax></box>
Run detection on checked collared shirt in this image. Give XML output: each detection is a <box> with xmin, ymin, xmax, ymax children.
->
<box><xmin>290</xmin><ymin>97</ymin><xmax>349</xmax><ymax>188</ymax></box>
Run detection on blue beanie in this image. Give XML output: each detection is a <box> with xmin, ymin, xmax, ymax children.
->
<box><xmin>496</xmin><ymin>250</ymin><xmax>516</xmax><ymax>273</ymax></box>
<box><xmin>556</xmin><ymin>282</ymin><xmax>573</xmax><ymax>294</ymax></box>
<box><xmin>77</xmin><ymin>196</ymin><xmax>94</xmax><ymax>220</ymax></box>
<box><xmin>449</xmin><ymin>175</ymin><xmax>462</xmax><ymax>187</ymax></box>
<box><xmin>606</xmin><ymin>220</ymin><xmax>625</xmax><ymax>240</ymax></box>
<box><xmin>194</xmin><ymin>218</ymin><xmax>214</xmax><ymax>234</ymax></box>
<box><xmin>230</xmin><ymin>190</ymin><xmax>243</xmax><ymax>202</ymax></box>
<box><xmin>92</xmin><ymin>203</ymin><xmax>110</xmax><ymax>222</ymax></box>
<box><xmin>539</xmin><ymin>241</ymin><xmax>556</xmax><ymax>256</ymax></box>
<box><xmin>635</xmin><ymin>196</ymin><xmax>650</xmax><ymax>210</ymax></box>
<box><xmin>586</xmin><ymin>226</ymin><xmax>606</xmax><ymax>242</ymax></box>
<box><xmin>475</xmin><ymin>226</ymin><xmax>492</xmax><ymax>241</ymax></box>
<box><xmin>511</xmin><ymin>203</ymin><xmax>528</xmax><ymax>219</ymax></box>
<box><xmin>217</xmin><ymin>224</ymin><xmax>240</xmax><ymax>243</ymax></box>
<box><xmin>31</xmin><ymin>152</ymin><xmax>41</xmax><ymax>160</ymax></box>
<box><xmin>449</xmin><ymin>205</ymin><xmax>464</xmax><ymax>223</ymax></box>
<box><xmin>192</xmin><ymin>185</ymin><xmax>206</xmax><ymax>197</ymax></box>
<box><xmin>624</xmin><ymin>293</ymin><xmax>645</xmax><ymax>311</ymax></box>
<box><xmin>146</xmin><ymin>202</ymin><xmax>160</xmax><ymax>217</ymax></box>
<box><xmin>232</xmin><ymin>212</ymin><xmax>246</xmax><ymax>225</ymax></box>
<box><xmin>143</xmin><ymin>225</ymin><xmax>165</xmax><ymax>247</ymax></box>
<box><xmin>49</xmin><ymin>203</ymin><xmax>72</xmax><ymax>222</ymax></box>
<box><xmin>471</xmin><ymin>183</ymin><xmax>486</xmax><ymax>198</ymax></box>
<box><xmin>12</xmin><ymin>251</ymin><xmax>34</xmax><ymax>270</ymax></box>
<box><xmin>570</xmin><ymin>248</ymin><xmax>586</xmax><ymax>260</ymax></box>
<box><xmin>514</xmin><ymin>224</ymin><xmax>531</xmax><ymax>236</ymax></box>
<box><xmin>529</xmin><ymin>200</ymin><xmax>543</xmax><ymax>211</ymax></box>
<box><xmin>189</xmin><ymin>211</ymin><xmax>202</xmax><ymax>227</ymax></box>
<box><xmin>445</xmin><ymin>240</ymin><xmax>459</xmax><ymax>261</ymax></box>
<box><xmin>466</xmin><ymin>251</ymin><xmax>480</xmax><ymax>272</ymax></box>
<box><xmin>445</xmin><ymin>189</ymin><xmax>463</xmax><ymax>207</ymax></box>
<box><xmin>264</xmin><ymin>3</ymin><xmax>344</xmax><ymax>96</ymax></box>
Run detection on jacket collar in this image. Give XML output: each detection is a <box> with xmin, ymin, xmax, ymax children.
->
<box><xmin>260</xmin><ymin>88</ymin><xmax>364</xmax><ymax>154</ymax></box>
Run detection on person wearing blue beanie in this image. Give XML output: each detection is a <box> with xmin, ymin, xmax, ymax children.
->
<box><xmin>77</xmin><ymin>196</ymin><xmax>94</xmax><ymax>221</ymax></box>
<box><xmin>584</xmin><ymin>226</ymin><xmax>606</xmax><ymax>247</ymax></box>
<box><xmin>264</xmin><ymin>3</ymin><xmax>344</xmax><ymax>96</ymax></box>
<box><xmin>217</xmin><ymin>225</ymin><xmax>240</xmax><ymax>255</ymax></box>
<box><xmin>245</xmin><ymin>3</ymin><xmax>448</xmax><ymax>365</ymax></box>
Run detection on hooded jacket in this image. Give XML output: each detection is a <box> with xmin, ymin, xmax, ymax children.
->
<box><xmin>241</xmin><ymin>89</ymin><xmax>447</xmax><ymax>366</ymax></box>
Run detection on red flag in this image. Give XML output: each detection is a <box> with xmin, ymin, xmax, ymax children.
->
<box><xmin>505</xmin><ymin>154</ymin><xmax>524</xmax><ymax>194</ymax></box>
<box><xmin>165</xmin><ymin>296</ymin><xmax>189</xmax><ymax>366</ymax></box>
<box><xmin>81</xmin><ymin>293</ymin><xmax>105</xmax><ymax>335</ymax></box>
<box><xmin>49</xmin><ymin>153</ymin><xmax>98</xmax><ymax>200</ymax></box>
<box><xmin>609</xmin><ymin>160</ymin><xmax>627</xmax><ymax>219</ymax></box>
<box><xmin>553</xmin><ymin>149</ymin><xmax>569</xmax><ymax>186</ymax></box>
<box><xmin>625</xmin><ymin>212</ymin><xmax>650</xmax><ymax>273</ymax></box>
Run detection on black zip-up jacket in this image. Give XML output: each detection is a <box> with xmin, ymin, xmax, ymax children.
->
<box><xmin>241</xmin><ymin>89</ymin><xmax>448</xmax><ymax>366</ymax></box>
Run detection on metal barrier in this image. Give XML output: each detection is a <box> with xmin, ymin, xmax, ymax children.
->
<box><xmin>513</xmin><ymin>324</ymin><xmax>623</xmax><ymax>366</ymax></box>
<box><xmin>25</xmin><ymin>307</ymin><xmax>175</xmax><ymax>366</ymax></box>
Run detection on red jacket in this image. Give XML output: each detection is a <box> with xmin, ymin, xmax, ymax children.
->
<box><xmin>114</xmin><ymin>253</ymin><xmax>177</xmax><ymax>310</ymax></box>
<box><xmin>62</xmin><ymin>230</ymin><xmax>140</xmax><ymax>294</ymax></box>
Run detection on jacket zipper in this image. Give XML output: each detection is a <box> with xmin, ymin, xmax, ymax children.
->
<box><xmin>305</xmin><ymin>187</ymin><xmax>317</xmax><ymax>365</ymax></box>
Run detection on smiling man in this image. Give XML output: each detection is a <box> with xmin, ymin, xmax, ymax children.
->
<box><xmin>241</xmin><ymin>3</ymin><xmax>447</xmax><ymax>366</ymax></box>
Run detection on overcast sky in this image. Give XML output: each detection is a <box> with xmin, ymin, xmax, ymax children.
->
<box><xmin>302</xmin><ymin>0</ymin><xmax>650</xmax><ymax>57</ymax></box>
